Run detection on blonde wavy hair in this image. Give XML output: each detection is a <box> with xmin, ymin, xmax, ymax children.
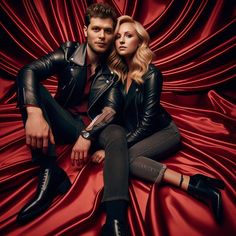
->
<box><xmin>108</xmin><ymin>15</ymin><xmax>154</xmax><ymax>84</ymax></box>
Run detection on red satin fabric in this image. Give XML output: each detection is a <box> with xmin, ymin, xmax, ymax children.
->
<box><xmin>0</xmin><ymin>0</ymin><xmax>235</xmax><ymax>235</ymax></box>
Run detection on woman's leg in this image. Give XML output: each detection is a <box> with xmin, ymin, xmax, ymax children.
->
<box><xmin>98</xmin><ymin>124</ymin><xmax>129</xmax><ymax>233</ymax></box>
<box><xmin>98</xmin><ymin>124</ymin><xmax>129</xmax><ymax>202</ymax></box>
<box><xmin>128</xmin><ymin>121</ymin><xmax>181</xmax><ymax>184</ymax></box>
<box><xmin>162</xmin><ymin>168</ymin><xmax>190</xmax><ymax>190</ymax></box>
<box><xmin>129</xmin><ymin>122</ymin><xmax>224</xmax><ymax>223</ymax></box>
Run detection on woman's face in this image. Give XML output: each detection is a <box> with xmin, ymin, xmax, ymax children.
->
<box><xmin>115</xmin><ymin>22</ymin><xmax>140</xmax><ymax>59</ymax></box>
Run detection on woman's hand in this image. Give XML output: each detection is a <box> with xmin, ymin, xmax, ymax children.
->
<box><xmin>91</xmin><ymin>150</ymin><xmax>105</xmax><ymax>163</ymax></box>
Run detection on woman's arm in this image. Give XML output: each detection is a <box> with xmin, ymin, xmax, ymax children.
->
<box><xmin>127</xmin><ymin>67</ymin><xmax>163</xmax><ymax>147</ymax></box>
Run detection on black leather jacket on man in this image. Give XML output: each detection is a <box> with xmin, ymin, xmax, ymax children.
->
<box><xmin>120</xmin><ymin>64</ymin><xmax>172</xmax><ymax>147</ymax></box>
<box><xmin>17</xmin><ymin>42</ymin><xmax>122</xmax><ymax>138</ymax></box>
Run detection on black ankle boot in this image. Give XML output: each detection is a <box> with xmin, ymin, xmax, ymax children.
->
<box><xmin>17</xmin><ymin>166</ymin><xmax>71</xmax><ymax>224</ymax></box>
<box><xmin>101</xmin><ymin>219</ymin><xmax>129</xmax><ymax>236</ymax></box>
<box><xmin>187</xmin><ymin>174</ymin><xmax>224</xmax><ymax>223</ymax></box>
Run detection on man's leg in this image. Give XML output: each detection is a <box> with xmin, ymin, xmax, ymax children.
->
<box><xmin>98</xmin><ymin>124</ymin><xmax>129</xmax><ymax>235</ymax></box>
<box><xmin>17</xmin><ymin>85</ymin><xmax>84</xmax><ymax>224</ymax></box>
<box><xmin>21</xmin><ymin>85</ymin><xmax>84</xmax><ymax>162</ymax></box>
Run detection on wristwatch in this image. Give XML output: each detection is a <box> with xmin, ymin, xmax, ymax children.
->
<box><xmin>81</xmin><ymin>130</ymin><xmax>91</xmax><ymax>140</ymax></box>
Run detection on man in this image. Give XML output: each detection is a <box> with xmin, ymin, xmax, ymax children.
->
<box><xmin>17</xmin><ymin>3</ymin><xmax>129</xmax><ymax>235</ymax></box>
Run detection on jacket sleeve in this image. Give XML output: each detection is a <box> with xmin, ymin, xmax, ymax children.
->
<box><xmin>85</xmin><ymin>78</ymin><xmax>123</xmax><ymax>139</ymax></box>
<box><xmin>85</xmin><ymin>106</ymin><xmax>116</xmax><ymax>138</ymax></box>
<box><xmin>126</xmin><ymin>68</ymin><xmax>163</xmax><ymax>147</ymax></box>
<box><xmin>102</xmin><ymin>77</ymin><xmax>123</xmax><ymax>114</ymax></box>
<box><xmin>16</xmin><ymin>44</ymin><xmax>68</xmax><ymax>108</ymax></box>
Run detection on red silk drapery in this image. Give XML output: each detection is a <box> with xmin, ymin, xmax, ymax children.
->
<box><xmin>0</xmin><ymin>0</ymin><xmax>235</xmax><ymax>235</ymax></box>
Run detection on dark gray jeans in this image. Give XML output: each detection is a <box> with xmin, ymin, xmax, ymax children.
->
<box><xmin>128</xmin><ymin>121</ymin><xmax>181</xmax><ymax>184</ymax></box>
<box><xmin>98</xmin><ymin>124</ymin><xmax>129</xmax><ymax>202</ymax></box>
<box><xmin>99</xmin><ymin>121</ymin><xmax>180</xmax><ymax>201</ymax></box>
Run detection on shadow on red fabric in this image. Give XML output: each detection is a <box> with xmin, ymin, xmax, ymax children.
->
<box><xmin>0</xmin><ymin>1</ymin><xmax>235</xmax><ymax>235</ymax></box>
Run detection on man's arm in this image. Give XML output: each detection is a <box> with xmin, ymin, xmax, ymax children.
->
<box><xmin>70</xmin><ymin>106</ymin><xmax>115</xmax><ymax>169</ymax></box>
<box><xmin>16</xmin><ymin>47</ymin><xmax>65</xmax><ymax>108</ymax></box>
<box><xmin>25</xmin><ymin>107</ymin><xmax>55</xmax><ymax>153</ymax></box>
<box><xmin>16</xmin><ymin>45</ymin><xmax>66</xmax><ymax>150</ymax></box>
<box><xmin>70</xmin><ymin>76</ymin><xmax>123</xmax><ymax>168</ymax></box>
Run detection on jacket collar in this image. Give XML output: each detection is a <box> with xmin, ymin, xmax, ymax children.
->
<box><xmin>69</xmin><ymin>43</ymin><xmax>113</xmax><ymax>76</ymax></box>
<box><xmin>99</xmin><ymin>64</ymin><xmax>114</xmax><ymax>76</ymax></box>
<box><xmin>69</xmin><ymin>43</ymin><xmax>87</xmax><ymax>66</ymax></box>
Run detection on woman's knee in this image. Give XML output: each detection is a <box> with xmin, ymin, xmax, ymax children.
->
<box><xmin>102</xmin><ymin>124</ymin><xmax>126</xmax><ymax>141</ymax></box>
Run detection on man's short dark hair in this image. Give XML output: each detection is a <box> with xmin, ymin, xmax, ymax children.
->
<box><xmin>85</xmin><ymin>3</ymin><xmax>117</xmax><ymax>28</ymax></box>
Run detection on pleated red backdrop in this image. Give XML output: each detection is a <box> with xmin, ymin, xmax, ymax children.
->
<box><xmin>0</xmin><ymin>0</ymin><xmax>235</xmax><ymax>235</ymax></box>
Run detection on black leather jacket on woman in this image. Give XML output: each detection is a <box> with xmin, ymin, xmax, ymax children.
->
<box><xmin>17</xmin><ymin>42</ymin><xmax>122</xmax><ymax>138</ymax></box>
<box><xmin>120</xmin><ymin>64</ymin><xmax>172</xmax><ymax>147</ymax></box>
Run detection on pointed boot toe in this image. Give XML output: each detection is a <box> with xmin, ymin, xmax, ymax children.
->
<box><xmin>187</xmin><ymin>174</ymin><xmax>224</xmax><ymax>223</ymax></box>
<box><xmin>17</xmin><ymin>166</ymin><xmax>71</xmax><ymax>224</ymax></box>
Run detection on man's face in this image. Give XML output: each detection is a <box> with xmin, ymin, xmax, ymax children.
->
<box><xmin>84</xmin><ymin>17</ymin><xmax>115</xmax><ymax>54</ymax></box>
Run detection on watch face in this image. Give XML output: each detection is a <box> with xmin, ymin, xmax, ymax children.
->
<box><xmin>82</xmin><ymin>131</ymin><xmax>90</xmax><ymax>139</ymax></box>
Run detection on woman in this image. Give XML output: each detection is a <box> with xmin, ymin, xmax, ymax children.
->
<box><xmin>92</xmin><ymin>15</ymin><xmax>225</xmax><ymax>226</ymax></box>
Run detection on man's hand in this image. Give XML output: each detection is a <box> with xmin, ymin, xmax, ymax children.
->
<box><xmin>91</xmin><ymin>150</ymin><xmax>105</xmax><ymax>163</ymax></box>
<box><xmin>71</xmin><ymin>135</ymin><xmax>91</xmax><ymax>168</ymax></box>
<box><xmin>25</xmin><ymin>107</ymin><xmax>55</xmax><ymax>153</ymax></box>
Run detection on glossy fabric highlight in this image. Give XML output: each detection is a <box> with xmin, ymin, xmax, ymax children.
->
<box><xmin>0</xmin><ymin>0</ymin><xmax>235</xmax><ymax>235</ymax></box>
